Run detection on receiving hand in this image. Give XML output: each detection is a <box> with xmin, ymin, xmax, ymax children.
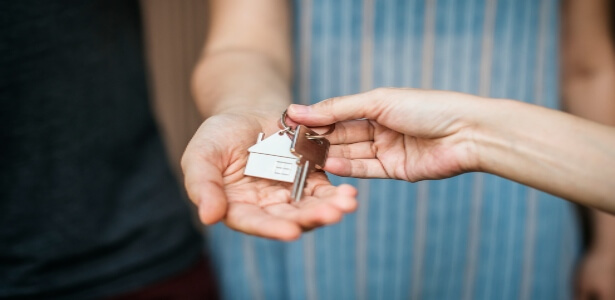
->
<box><xmin>286</xmin><ymin>88</ymin><xmax>484</xmax><ymax>182</ymax></box>
<box><xmin>181</xmin><ymin>109</ymin><xmax>358</xmax><ymax>241</ymax></box>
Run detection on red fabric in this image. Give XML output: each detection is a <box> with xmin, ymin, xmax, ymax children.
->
<box><xmin>108</xmin><ymin>258</ymin><xmax>219</xmax><ymax>300</ymax></box>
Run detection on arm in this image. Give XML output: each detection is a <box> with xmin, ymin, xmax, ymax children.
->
<box><xmin>474</xmin><ymin>98</ymin><xmax>615</xmax><ymax>213</ymax></box>
<box><xmin>562</xmin><ymin>0</ymin><xmax>615</xmax><ymax>298</ymax></box>
<box><xmin>191</xmin><ymin>0</ymin><xmax>292</xmax><ymax>118</ymax></box>
<box><xmin>181</xmin><ymin>0</ymin><xmax>357</xmax><ymax>240</ymax></box>
<box><xmin>286</xmin><ymin>88</ymin><xmax>615</xmax><ymax>213</ymax></box>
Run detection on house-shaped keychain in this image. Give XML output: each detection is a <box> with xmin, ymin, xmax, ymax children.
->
<box><xmin>244</xmin><ymin>131</ymin><xmax>298</xmax><ymax>183</ymax></box>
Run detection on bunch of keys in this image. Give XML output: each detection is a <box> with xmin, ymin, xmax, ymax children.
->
<box><xmin>243</xmin><ymin>110</ymin><xmax>335</xmax><ymax>201</ymax></box>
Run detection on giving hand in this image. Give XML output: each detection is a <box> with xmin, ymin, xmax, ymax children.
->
<box><xmin>287</xmin><ymin>88</ymin><xmax>482</xmax><ymax>182</ymax></box>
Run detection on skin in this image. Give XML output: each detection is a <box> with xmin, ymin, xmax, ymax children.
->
<box><xmin>182</xmin><ymin>0</ymin><xmax>357</xmax><ymax>241</ymax></box>
<box><xmin>286</xmin><ymin>87</ymin><xmax>615</xmax><ymax>213</ymax></box>
<box><xmin>562</xmin><ymin>0</ymin><xmax>615</xmax><ymax>299</ymax></box>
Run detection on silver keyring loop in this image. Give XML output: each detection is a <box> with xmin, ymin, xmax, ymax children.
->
<box><xmin>280</xmin><ymin>109</ymin><xmax>295</xmax><ymax>135</ymax></box>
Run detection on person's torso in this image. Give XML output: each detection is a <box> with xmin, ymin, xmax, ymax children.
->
<box><xmin>0</xmin><ymin>1</ymin><xmax>201</xmax><ymax>298</ymax></box>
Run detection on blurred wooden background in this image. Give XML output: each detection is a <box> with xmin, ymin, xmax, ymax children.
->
<box><xmin>140</xmin><ymin>0</ymin><xmax>207</xmax><ymax>177</ymax></box>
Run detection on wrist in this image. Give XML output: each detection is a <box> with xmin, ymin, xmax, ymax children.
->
<box><xmin>191</xmin><ymin>51</ymin><xmax>291</xmax><ymax>118</ymax></box>
<box><xmin>470</xmin><ymin>98</ymin><xmax>525</xmax><ymax>174</ymax></box>
<box><xmin>205</xmin><ymin>102</ymin><xmax>289</xmax><ymax>135</ymax></box>
<box><xmin>452</xmin><ymin>95</ymin><xmax>505</xmax><ymax>173</ymax></box>
<box><xmin>209</xmin><ymin>98</ymin><xmax>289</xmax><ymax>117</ymax></box>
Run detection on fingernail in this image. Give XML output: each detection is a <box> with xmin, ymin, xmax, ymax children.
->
<box><xmin>289</xmin><ymin>104</ymin><xmax>311</xmax><ymax>114</ymax></box>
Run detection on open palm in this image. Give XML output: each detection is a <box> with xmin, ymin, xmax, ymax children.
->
<box><xmin>182</xmin><ymin>110</ymin><xmax>357</xmax><ymax>240</ymax></box>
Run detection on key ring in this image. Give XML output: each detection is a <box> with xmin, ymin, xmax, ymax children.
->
<box><xmin>280</xmin><ymin>109</ymin><xmax>335</xmax><ymax>138</ymax></box>
<box><xmin>279</xmin><ymin>109</ymin><xmax>295</xmax><ymax>135</ymax></box>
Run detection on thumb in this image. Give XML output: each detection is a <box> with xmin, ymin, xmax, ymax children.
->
<box><xmin>287</xmin><ymin>89</ymin><xmax>389</xmax><ymax>126</ymax></box>
<box><xmin>181</xmin><ymin>151</ymin><xmax>228</xmax><ymax>225</ymax></box>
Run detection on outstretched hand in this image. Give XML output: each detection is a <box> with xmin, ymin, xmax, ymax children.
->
<box><xmin>286</xmin><ymin>88</ymin><xmax>484</xmax><ymax>182</ymax></box>
<box><xmin>181</xmin><ymin>109</ymin><xmax>357</xmax><ymax>241</ymax></box>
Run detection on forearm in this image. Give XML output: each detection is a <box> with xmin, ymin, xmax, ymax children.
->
<box><xmin>192</xmin><ymin>50</ymin><xmax>291</xmax><ymax>117</ymax></box>
<box><xmin>473</xmin><ymin>99</ymin><xmax>615</xmax><ymax>212</ymax></box>
<box><xmin>191</xmin><ymin>0</ymin><xmax>292</xmax><ymax>118</ymax></box>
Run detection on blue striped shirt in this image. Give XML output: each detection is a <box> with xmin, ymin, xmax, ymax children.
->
<box><xmin>207</xmin><ymin>0</ymin><xmax>581</xmax><ymax>299</ymax></box>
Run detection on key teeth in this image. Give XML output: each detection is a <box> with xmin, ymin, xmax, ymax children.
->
<box><xmin>294</xmin><ymin>160</ymin><xmax>310</xmax><ymax>202</ymax></box>
<box><xmin>290</xmin><ymin>165</ymin><xmax>303</xmax><ymax>200</ymax></box>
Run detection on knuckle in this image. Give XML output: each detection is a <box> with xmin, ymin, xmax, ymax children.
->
<box><xmin>369</xmin><ymin>142</ymin><xmax>378</xmax><ymax>156</ymax></box>
<box><xmin>370</xmin><ymin>87</ymin><xmax>384</xmax><ymax>96</ymax></box>
<box><xmin>338</xmin><ymin>122</ymin><xmax>349</xmax><ymax>143</ymax></box>
<box><xmin>319</xmin><ymin>97</ymin><xmax>337</xmax><ymax>110</ymax></box>
<box><xmin>371</xmin><ymin>87</ymin><xmax>390</xmax><ymax>97</ymax></box>
<box><xmin>342</xmin><ymin>145</ymin><xmax>352</xmax><ymax>158</ymax></box>
<box><xmin>356</xmin><ymin>160</ymin><xmax>367</xmax><ymax>174</ymax></box>
<box><xmin>367</xmin><ymin>120</ymin><xmax>376</xmax><ymax>138</ymax></box>
<box><xmin>322</xmin><ymin>97</ymin><xmax>339</xmax><ymax>113</ymax></box>
<box><xmin>317</xmin><ymin>97</ymin><xmax>341</xmax><ymax>122</ymax></box>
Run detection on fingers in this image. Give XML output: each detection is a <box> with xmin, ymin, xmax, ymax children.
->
<box><xmin>225</xmin><ymin>202</ymin><xmax>302</xmax><ymax>241</ymax></box>
<box><xmin>311</xmin><ymin>183</ymin><xmax>358</xmax><ymax>212</ymax></box>
<box><xmin>324</xmin><ymin>119</ymin><xmax>375</xmax><ymax>144</ymax></box>
<box><xmin>219</xmin><ymin>171</ymin><xmax>358</xmax><ymax>239</ymax></box>
<box><xmin>264</xmin><ymin>200</ymin><xmax>341</xmax><ymax>230</ymax></box>
<box><xmin>181</xmin><ymin>148</ymin><xmax>228</xmax><ymax>225</ymax></box>
<box><xmin>262</xmin><ymin>183</ymin><xmax>358</xmax><ymax>231</ymax></box>
<box><xmin>283</xmin><ymin>118</ymin><xmax>376</xmax><ymax>145</ymax></box>
<box><xmin>287</xmin><ymin>89</ymin><xmax>390</xmax><ymax>126</ymax></box>
<box><xmin>329</xmin><ymin>141</ymin><xmax>377</xmax><ymax>159</ymax></box>
<box><xmin>324</xmin><ymin>157</ymin><xmax>390</xmax><ymax>178</ymax></box>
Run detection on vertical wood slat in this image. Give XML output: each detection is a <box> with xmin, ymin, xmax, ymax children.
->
<box><xmin>140</xmin><ymin>0</ymin><xmax>207</xmax><ymax>177</ymax></box>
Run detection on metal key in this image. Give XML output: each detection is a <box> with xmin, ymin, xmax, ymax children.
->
<box><xmin>244</xmin><ymin>110</ymin><xmax>334</xmax><ymax>201</ymax></box>
<box><xmin>244</xmin><ymin>126</ymin><xmax>332</xmax><ymax>201</ymax></box>
<box><xmin>289</xmin><ymin>125</ymin><xmax>330</xmax><ymax>201</ymax></box>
